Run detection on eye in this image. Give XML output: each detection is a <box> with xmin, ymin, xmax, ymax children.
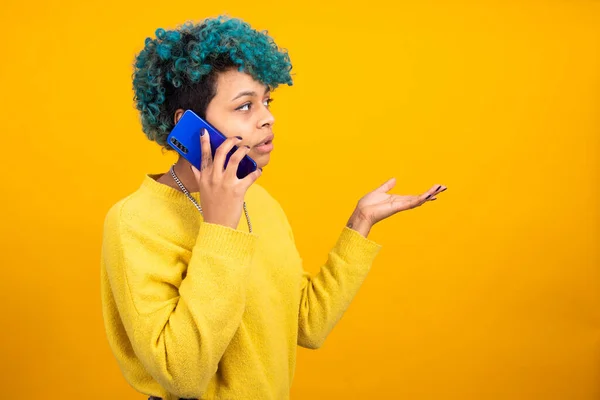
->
<box><xmin>236</xmin><ymin>98</ymin><xmax>274</xmax><ymax>112</ymax></box>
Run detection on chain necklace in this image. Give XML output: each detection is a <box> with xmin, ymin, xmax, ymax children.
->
<box><xmin>169</xmin><ymin>164</ymin><xmax>252</xmax><ymax>233</ymax></box>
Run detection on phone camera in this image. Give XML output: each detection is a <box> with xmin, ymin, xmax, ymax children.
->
<box><xmin>169</xmin><ymin>137</ymin><xmax>187</xmax><ymax>153</ymax></box>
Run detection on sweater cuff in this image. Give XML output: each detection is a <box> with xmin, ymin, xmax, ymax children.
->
<box><xmin>332</xmin><ymin>226</ymin><xmax>382</xmax><ymax>265</ymax></box>
<box><xmin>194</xmin><ymin>222</ymin><xmax>258</xmax><ymax>266</ymax></box>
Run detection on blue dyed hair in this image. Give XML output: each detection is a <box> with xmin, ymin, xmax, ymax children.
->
<box><xmin>132</xmin><ymin>15</ymin><xmax>293</xmax><ymax>147</ymax></box>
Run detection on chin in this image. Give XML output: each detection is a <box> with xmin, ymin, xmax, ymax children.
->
<box><xmin>251</xmin><ymin>153</ymin><xmax>270</xmax><ymax>169</ymax></box>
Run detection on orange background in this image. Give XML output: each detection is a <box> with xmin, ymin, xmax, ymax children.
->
<box><xmin>1</xmin><ymin>0</ymin><xmax>599</xmax><ymax>399</ymax></box>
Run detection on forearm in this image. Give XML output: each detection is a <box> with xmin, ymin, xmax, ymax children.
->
<box><xmin>110</xmin><ymin>221</ymin><xmax>257</xmax><ymax>395</ymax></box>
<box><xmin>297</xmin><ymin>226</ymin><xmax>381</xmax><ymax>349</ymax></box>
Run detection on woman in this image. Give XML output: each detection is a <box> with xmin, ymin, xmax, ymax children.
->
<box><xmin>100</xmin><ymin>16</ymin><xmax>447</xmax><ymax>400</ymax></box>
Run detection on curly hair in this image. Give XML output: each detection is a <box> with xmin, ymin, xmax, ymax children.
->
<box><xmin>132</xmin><ymin>15</ymin><xmax>293</xmax><ymax>147</ymax></box>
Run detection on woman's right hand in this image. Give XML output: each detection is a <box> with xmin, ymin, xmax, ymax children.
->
<box><xmin>190</xmin><ymin>128</ymin><xmax>262</xmax><ymax>230</ymax></box>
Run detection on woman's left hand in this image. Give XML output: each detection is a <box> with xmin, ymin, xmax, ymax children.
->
<box><xmin>346</xmin><ymin>178</ymin><xmax>447</xmax><ymax>237</ymax></box>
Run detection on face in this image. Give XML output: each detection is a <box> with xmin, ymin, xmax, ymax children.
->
<box><xmin>176</xmin><ymin>69</ymin><xmax>276</xmax><ymax>169</ymax></box>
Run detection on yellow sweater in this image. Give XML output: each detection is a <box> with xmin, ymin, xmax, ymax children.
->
<box><xmin>100</xmin><ymin>174</ymin><xmax>382</xmax><ymax>400</ymax></box>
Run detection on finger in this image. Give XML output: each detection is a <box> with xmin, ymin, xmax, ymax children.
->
<box><xmin>435</xmin><ymin>184</ymin><xmax>447</xmax><ymax>194</ymax></box>
<box><xmin>190</xmin><ymin>164</ymin><xmax>201</xmax><ymax>181</ymax></box>
<box><xmin>375</xmin><ymin>177</ymin><xmax>396</xmax><ymax>193</ymax></box>
<box><xmin>199</xmin><ymin>128</ymin><xmax>213</xmax><ymax>172</ymax></box>
<box><xmin>240</xmin><ymin>166</ymin><xmax>263</xmax><ymax>188</ymax></box>
<box><xmin>214</xmin><ymin>136</ymin><xmax>243</xmax><ymax>173</ymax></box>
<box><xmin>420</xmin><ymin>184</ymin><xmax>447</xmax><ymax>202</ymax></box>
<box><xmin>385</xmin><ymin>195</ymin><xmax>416</xmax><ymax>214</ymax></box>
<box><xmin>224</xmin><ymin>145</ymin><xmax>252</xmax><ymax>179</ymax></box>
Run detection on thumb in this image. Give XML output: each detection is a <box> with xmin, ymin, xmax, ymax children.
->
<box><xmin>375</xmin><ymin>177</ymin><xmax>396</xmax><ymax>193</ymax></box>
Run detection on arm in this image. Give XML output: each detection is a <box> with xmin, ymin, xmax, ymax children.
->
<box><xmin>296</xmin><ymin>225</ymin><xmax>382</xmax><ymax>349</ymax></box>
<box><xmin>295</xmin><ymin>178</ymin><xmax>448</xmax><ymax>349</ymax></box>
<box><xmin>103</xmin><ymin>207</ymin><xmax>256</xmax><ymax>396</ymax></box>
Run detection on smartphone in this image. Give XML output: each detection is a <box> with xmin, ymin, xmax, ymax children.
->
<box><xmin>166</xmin><ymin>110</ymin><xmax>258</xmax><ymax>179</ymax></box>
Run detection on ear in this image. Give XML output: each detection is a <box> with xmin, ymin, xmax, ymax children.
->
<box><xmin>173</xmin><ymin>108</ymin><xmax>185</xmax><ymax>124</ymax></box>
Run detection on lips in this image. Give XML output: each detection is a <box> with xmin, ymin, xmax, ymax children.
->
<box><xmin>253</xmin><ymin>133</ymin><xmax>275</xmax><ymax>154</ymax></box>
<box><xmin>255</xmin><ymin>134</ymin><xmax>274</xmax><ymax>147</ymax></box>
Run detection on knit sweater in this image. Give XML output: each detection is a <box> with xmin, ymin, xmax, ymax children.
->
<box><xmin>100</xmin><ymin>174</ymin><xmax>382</xmax><ymax>400</ymax></box>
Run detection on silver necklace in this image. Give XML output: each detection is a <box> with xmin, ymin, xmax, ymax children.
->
<box><xmin>169</xmin><ymin>164</ymin><xmax>252</xmax><ymax>233</ymax></box>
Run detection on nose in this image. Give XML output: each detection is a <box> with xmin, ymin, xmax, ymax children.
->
<box><xmin>259</xmin><ymin>106</ymin><xmax>275</xmax><ymax>128</ymax></box>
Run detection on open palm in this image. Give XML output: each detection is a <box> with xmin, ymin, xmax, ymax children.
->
<box><xmin>356</xmin><ymin>178</ymin><xmax>447</xmax><ymax>225</ymax></box>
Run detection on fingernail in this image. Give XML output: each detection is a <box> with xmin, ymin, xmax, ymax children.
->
<box><xmin>431</xmin><ymin>198</ymin><xmax>437</xmax><ymax>201</ymax></box>
<box><xmin>244</xmin><ymin>145</ymin><xmax>251</xmax><ymax>149</ymax></box>
<box><xmin>200</xmin><ymin>129</ymin><xmax>206</xmax><ymax>136</ymax></box>
<box><xmin>236</xmin><ymin>136</ymin><xmax>243</xmax><ymax>140</ymax></box>
<box><xmin>426</xmin><ymin>194</ymin><xmax>432</xmax><ymax>199</ymax></box>
<box><xmin>436</xmin><ymin>185</ymin><xmax>441</xmax><ymax>191</ymax></box>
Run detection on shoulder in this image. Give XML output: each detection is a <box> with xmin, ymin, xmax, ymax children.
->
<box><xmin>102</xmin><ymin>196</ymin><xmax>130</xmax><ymax>234</ymax></box>
<box><xmin>102</xmin><ymin>185</ymin><xmax>176</xmax><ymax>237</ymax></box>
<box><xmin>103</xmin><ymin>190</ymin><xmax>144</xmax><ymax>229</ymax></box>
<box><xmin>250</xmin><ymin>183</ymin><xmax>287</xmax><ymax>216</ymax></box>
<box><xmin>250</xmin><ymin>182</ymin><xmax>277</xmax><ymax>203</ymax></box>
<box><xmin>249</xmin><ymin>183</ymin><xmax>297</xmax><ymax>241</ymax></box>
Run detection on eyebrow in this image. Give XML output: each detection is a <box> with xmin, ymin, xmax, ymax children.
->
<box><xmin>231</xmin><ymin>87</ymin><xmax>271</xmax><ymax>101</ymax></box>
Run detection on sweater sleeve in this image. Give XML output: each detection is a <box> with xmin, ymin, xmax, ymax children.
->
<box><xmin>102</xmin><ymin>205</ymin><xmax>257</xmax><ymax>396</ymax></box>
<box><xmin>295</xmin><ymin>226</ymin><xmax>382</xmax><ymax>349</ymax></box>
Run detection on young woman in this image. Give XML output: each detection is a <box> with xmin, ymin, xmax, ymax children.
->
<box><xmin>100</xmin><ymin>16</ymin><xmax>447</xmax><ymax>400</ymax></box>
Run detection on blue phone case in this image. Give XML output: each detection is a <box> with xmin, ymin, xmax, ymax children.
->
<box><xmin>166</xmin><ymin>110</ymin><xmax>258</xmax><ymax>179</ymax></box>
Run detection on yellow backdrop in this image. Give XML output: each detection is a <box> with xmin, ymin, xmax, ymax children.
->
<box><xmin>1</xmin><ymin>0</ymin><xmax>598</xmax><ymax>398</ymax></box>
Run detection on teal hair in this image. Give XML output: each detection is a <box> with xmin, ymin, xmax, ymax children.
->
<box><xmin>132</xmin><ymin>15</ymin><xmax>293</xmax><ymax>147</ymax></box>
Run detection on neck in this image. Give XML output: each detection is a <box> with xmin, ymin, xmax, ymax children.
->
<box><xmin>171</xmin><ymin>157</ymin><xmax>200</xmax><ymax>193</ymax></box>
